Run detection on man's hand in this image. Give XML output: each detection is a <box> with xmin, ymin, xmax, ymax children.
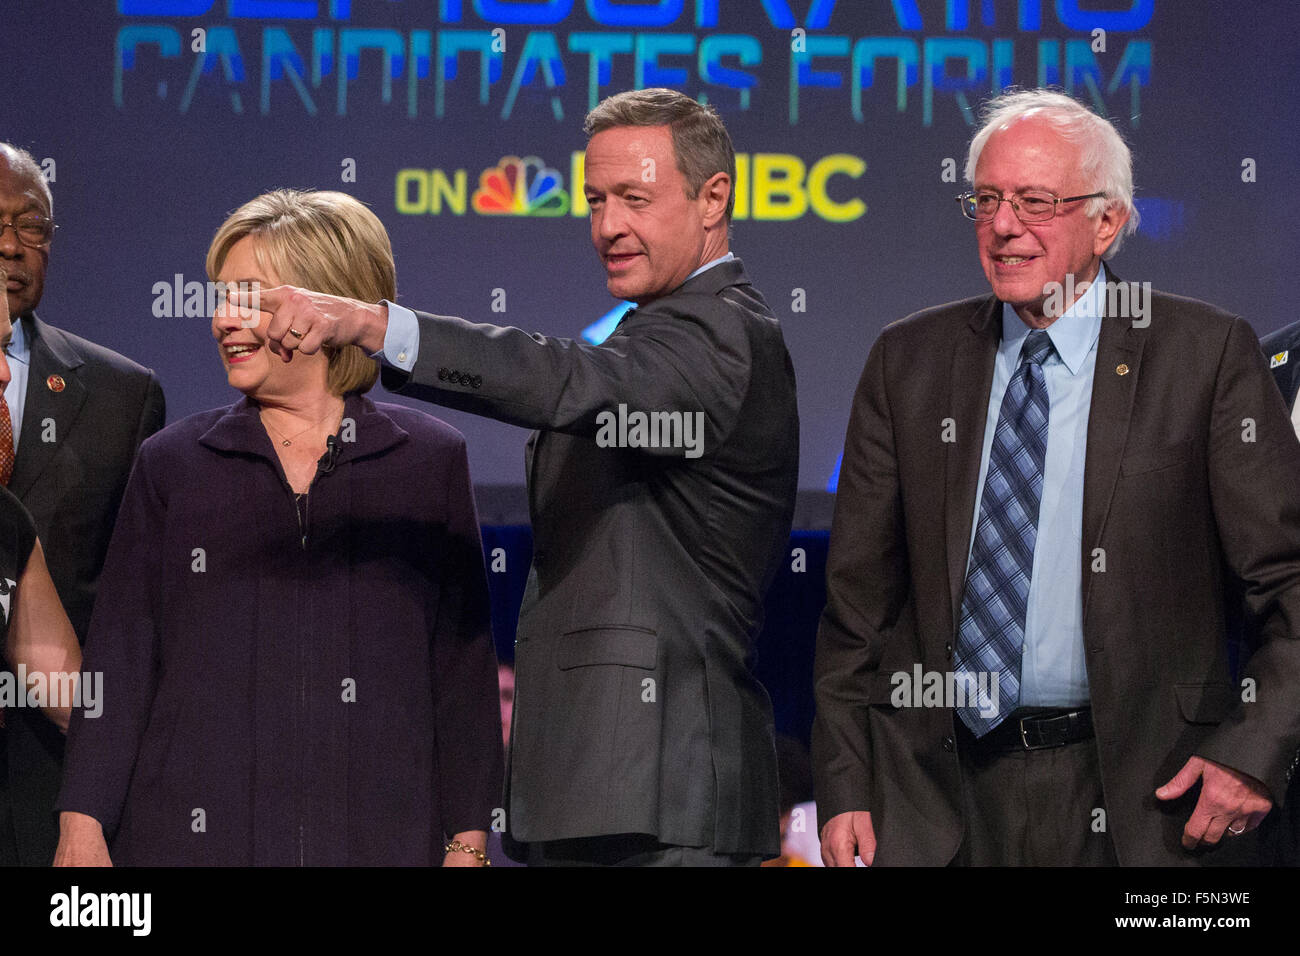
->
<box><xmin>228</xmin><ymin>285</ymin><xmax>389</xmax><ymax>361</ymax></box>
<box><xmin>1156</xmin><ymin>755</ymin><xmax>1272</xmax><ymax>849</ymax></box>
<box><xmin>820</xmin><ymin>810</ymin><xmax>876</xmax><ymax>867</ymax></box>
<box><xmin>53</xmin><ymin>812</ymin><xmax>113</xmax><ymax>867</ymax></box>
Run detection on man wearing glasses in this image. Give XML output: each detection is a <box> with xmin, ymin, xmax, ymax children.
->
<box><xmin>0</xmin><ymin>143</ymin><xmax>165</xmax><ymax>865</ymax></box>
<box><xmin>813</xmin><ymin>89</ymin><xmax>1300</xmax><ymax>866</ymax></box>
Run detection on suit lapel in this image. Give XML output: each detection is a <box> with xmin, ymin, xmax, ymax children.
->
<box><xmin>10</xmin><ymin>316</ymin><xmax>88</xmax><ymax>500</ymax></box>
<box><xmin>1080</xmin><ymin>284</ymin><xmax>1145</xmax><ymax>620</ymax></box>
<box><xmin>944</xmin><ymin>297</ymin><xmax>1001</xmax><ymax>632</ymax></box>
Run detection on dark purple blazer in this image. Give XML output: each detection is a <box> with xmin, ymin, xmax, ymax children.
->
<box><xmin>56</xmin><ymin>393</ymin><xmax>502</xmax><ymax>865</ymax></box>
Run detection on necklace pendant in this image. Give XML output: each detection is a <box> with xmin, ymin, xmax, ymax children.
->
<box><xmin>282</xmin><ymin>439</ymin><xmax>291</xmax><ymax>447</ymax></box>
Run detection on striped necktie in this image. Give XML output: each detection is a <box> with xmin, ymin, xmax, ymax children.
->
<box><xmin>954</xmin><ymin>329</ymin><xmax>1054</xmax><ymax>736</ymax></box>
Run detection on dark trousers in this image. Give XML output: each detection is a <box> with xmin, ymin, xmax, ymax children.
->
<box><xmin>954</xmin><ymin>717</ymin><xmax>1117</xmax><ymax>866</ymax></box>
<box><xmin>526</xmin><ymin>834</ymin><xmax>762</xmax><ymax>867</ymax></box>
<box><xmin>0</xmin><ymin>709</ymin><xmax>62</xmax><ymax>866</ymax></box>
<box><xmin>0</xmin><ymin>730</ymin><xmax>18</xmax><ymax>866</ymax></box>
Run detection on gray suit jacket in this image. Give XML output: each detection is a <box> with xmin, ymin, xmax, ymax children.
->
<box><xmin>813</xmin><ymin>285</ymin><xmax>1300</xmax><ymax>866</ymax></box>
<box><xmin>2</xmin><ymin>314</ymin><xmax>165</xmax><ymax>865</ymax></box>
<box><xmin>382</xmin><ymin>258</ymin><xmax>799</xmax><ymax>857</ymax></box>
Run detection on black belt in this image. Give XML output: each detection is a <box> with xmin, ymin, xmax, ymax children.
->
<box><xmin>965</xmin><ymin>707</ymin><xmax>1094</xmax><ymax>752</ymax></box>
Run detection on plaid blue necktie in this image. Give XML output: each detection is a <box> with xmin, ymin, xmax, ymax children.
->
<box><xmin>954</xmin><ymin>329</ymin><xmax>1054</xmax><ymax>736</ymax></box>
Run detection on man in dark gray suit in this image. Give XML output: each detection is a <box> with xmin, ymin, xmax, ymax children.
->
<box><xmin>0</xmin><ymin>143</ymin><xmax>166</xmax><ymax>865</ymax></box>
<box><xmin>232</xmin><ymin>89</ymin><xmax>799</xmax><ymax>865</ymax></box>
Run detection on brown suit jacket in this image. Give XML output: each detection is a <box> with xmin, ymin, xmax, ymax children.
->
<box><xmin>812</xmin><ymin>282</ymin><xmax>1300</xmax><ymax>865</ymax></box>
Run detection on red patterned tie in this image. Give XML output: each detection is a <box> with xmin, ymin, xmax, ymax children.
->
<box><xmin>0</xmin><ymin>392</ymin><xmax>13</xmax><ymax>486</ymax></box>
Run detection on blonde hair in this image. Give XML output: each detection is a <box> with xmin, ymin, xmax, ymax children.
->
<box><xmin>206</xmin><ymin>189</ymin><xmax>395</xmax><ymax>394</ymax></box>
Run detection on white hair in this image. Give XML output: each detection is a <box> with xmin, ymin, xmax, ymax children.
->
<box><xmin>964</xmin><ymin>89</ymin><xmax>1139</xmax><ymax>258</ymax></box>
<box><xmin>0</xmin><ymin>143</ymin><xmax>54</xmax><ymax>216</ymax></box>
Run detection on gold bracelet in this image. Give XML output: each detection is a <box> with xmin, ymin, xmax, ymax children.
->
<box><xmin>444</xmin><ymin>840</ymin><xmax>491</xmax><ymax>866</ymax></box>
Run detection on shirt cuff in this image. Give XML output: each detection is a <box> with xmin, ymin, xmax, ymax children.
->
<box><xmin>377</xmin><ymin>300</ymin><xmax>419</xmax><ymax>371</ymax></box>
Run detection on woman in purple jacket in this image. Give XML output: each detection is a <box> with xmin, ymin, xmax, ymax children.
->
<box><xmin>52</xmin><ymin>190</ymin><xmax>502</xmax><ymax>866</ymax></box>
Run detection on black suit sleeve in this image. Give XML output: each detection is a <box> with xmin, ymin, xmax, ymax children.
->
<box><xmin>132</xmin><ymin>373</ymin><xmax>166</xmax><ymax>451</ymax></box>
<box><xmin>0</xmin><ymin>487</ymin><xmax>38</xmax><ymax>641</ymax></box>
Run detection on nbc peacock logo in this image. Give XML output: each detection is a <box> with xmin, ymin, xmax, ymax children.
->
<box><xmin>472</xmin><ymin>155</ymin><xmax>570</xmax><ymax>217</ymax></box>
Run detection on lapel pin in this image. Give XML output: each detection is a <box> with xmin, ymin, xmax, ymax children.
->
<box><xmin>47</xmin><ymin>374</ymin><xmax>66</xmax><ymax>393</ymax></box>
<box><xmin>1271</xmin><ymin>351</ymin><xmax>1289</xmax><ymax>369</ymax></box>
<box><xmin>1116</xmin><ymin>364</ymin><xmax>1130</xmax><ymax>376</ymax></box>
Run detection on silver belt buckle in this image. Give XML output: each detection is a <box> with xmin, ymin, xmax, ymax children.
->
<box><xmin>1018</xmin><ymin>714</ymin><xmax>1066</xmax><ymax>751</ymax></box>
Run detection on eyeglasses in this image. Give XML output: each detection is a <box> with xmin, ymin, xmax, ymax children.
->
<box><xmin>0</xmin><ymin>215</ymin><xmax>57</xmax><ymax>247</ymax></box>
<box><xmin>957</xmin><ymin>190</ymin><xmax>1106</xmax><ymax>223</ymax></box>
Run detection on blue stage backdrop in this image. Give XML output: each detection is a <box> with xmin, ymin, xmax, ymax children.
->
<box><xmin>4</xmin><ymin>1</ymin><xmax>1297</xmax><ymax>496</ymax></box>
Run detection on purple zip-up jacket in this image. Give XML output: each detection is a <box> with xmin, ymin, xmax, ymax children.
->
<box><xmin>57</xmin><ymin>392</ymin><xmax>503</xmax><ymax>865</ymax></box>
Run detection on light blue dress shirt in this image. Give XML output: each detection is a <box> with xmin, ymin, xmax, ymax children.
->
<box><xmin>964</xmin><ymin>264</ymin><xmax>1109</xmax><ymax>707</ymax></box>
<box><xmin>5</xmin><ymin>315</ymin><xmax>31</xmax><ymax>454</ymax></box>
<box><xmin>378</xmin><ymin>253</ymin><xmax>737</xmax><ymax>372</ymax></box>
<box><xmin>683</xmin><ymin>251</ymin><xmax>734</xmax><ymax>282</ymax></box>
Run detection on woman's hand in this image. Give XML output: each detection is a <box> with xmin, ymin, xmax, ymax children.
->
<box><xmin>442</xmin><ymin>830</ymin><xmax>490</xmax><ymax>867</ymax></box>
<box><xmin>53</xmin><ymin>812</ymin><xmax>113</xmax><ymax>867</ymax></box>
